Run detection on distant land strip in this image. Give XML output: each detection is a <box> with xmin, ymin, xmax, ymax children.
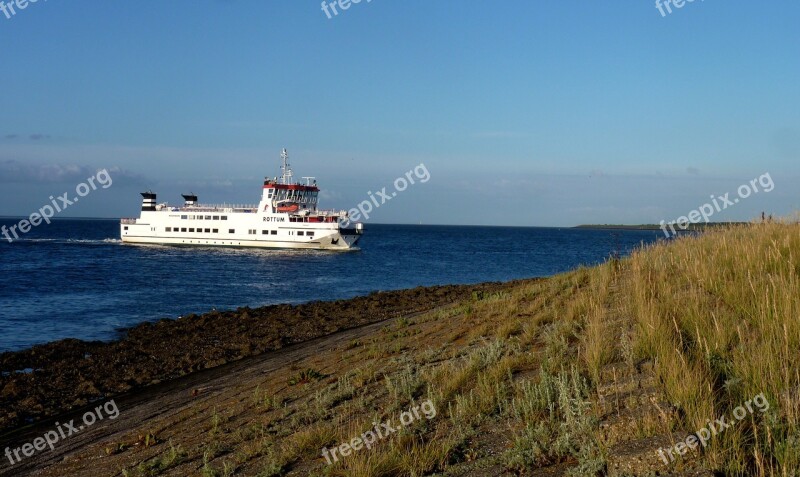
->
<box><xmin>574</xmin><ymin>222</ymin><xmax>749</xmax><ymax>231</ymax></box>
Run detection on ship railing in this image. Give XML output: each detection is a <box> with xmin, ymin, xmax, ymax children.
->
<box><xmin>198</xmin><ymin>203</ymin><xmax>258</xmax><ymax>209</ymax></box>
<box><xmin>171</xmin><ymin>204</ymin><xmax>259</xmax><ymax>212</ymax></box>
<box><xmin>120</xmin><ymin>218</ymin><xmax>137</xmax><ymax>224</ymax></box>
<box><xmin>315</xmin><ymin>209</ymin><xmax>349</xmax><ymax>217</ymax></box>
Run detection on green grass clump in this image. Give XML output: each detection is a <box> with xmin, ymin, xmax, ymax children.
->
<box><xmin>288</xmin><ymin>368</ymin><xmax>324</xmax><ymax>386</ymax></box>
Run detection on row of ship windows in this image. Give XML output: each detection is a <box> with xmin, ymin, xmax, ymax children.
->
<box><xmin>180</xmin><ymin>215</ymin><xmax>228</xmax><ymax>220</ymax></box>
<box><xmin>267</xmin><ymin>191</ymin><xmax>318</xmax><ymax>204</ymax></box>
<box><xmin>164</xmin><ymin>227</ymin><xmax>314</xmax><ymax>237</ymax></box>
<box><xmin>166</xmin><ymin>227</ymin><xmax>221</xmax><ymax>233</ymax></box>
<box><xmin>173</xmin><ymin>214</ymin><xmax>331</xmax><ymax>224</ymax></box>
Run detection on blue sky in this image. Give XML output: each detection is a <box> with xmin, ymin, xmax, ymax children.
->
<box><xmin>0</xmin><ymin>1</ymin><xmax>798</xmax><ymax>226</ymax></box>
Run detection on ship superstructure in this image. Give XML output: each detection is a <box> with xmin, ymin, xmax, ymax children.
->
<box><xmin>120</xmin><ymin>149</ymin><xmax>363</xmax><ymax>250</ymax></box>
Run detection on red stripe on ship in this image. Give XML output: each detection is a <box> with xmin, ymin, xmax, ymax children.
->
<box><xmin>263</xmin><ymin>183</ymin><xmax>319</xmax><ymax>192</ymax></box>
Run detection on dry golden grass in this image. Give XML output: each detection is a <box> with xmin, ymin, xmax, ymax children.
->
<box><xmin>102</xmin><ymin>220</ymin><xmax>800</xmax><ymax>477</ymax></box>
<box><xmin>625</xmin><ymin>219</ymin><xmax>800</xmax><ymax>475</ymax></box>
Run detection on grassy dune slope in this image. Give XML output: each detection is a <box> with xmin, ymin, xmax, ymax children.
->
<box><xmin>628</xmin><ymin>221</ymin><xmax>800</xmax><ymax>475</ymax></box>
<box><xmin>29</xmin><ymin>222</ymin><xmax>799</xmax><ymax>477</ymax></box>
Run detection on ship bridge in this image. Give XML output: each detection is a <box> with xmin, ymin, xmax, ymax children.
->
<box><xmin>261</xmin><ymin>149</ymin><xmax>321</xmax><ymax>214</ymax></box>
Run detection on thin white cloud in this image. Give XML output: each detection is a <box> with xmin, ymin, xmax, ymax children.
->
<box><xmin>0</xmin><ymin>160</ymin><xmax>146</xmax><ymax>185</ymax></box>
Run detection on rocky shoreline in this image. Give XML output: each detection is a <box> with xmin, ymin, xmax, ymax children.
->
<box><xmin>0</xmin><ymin>282</ymin><xmax>513</xmax><ymax>437</ymax></box>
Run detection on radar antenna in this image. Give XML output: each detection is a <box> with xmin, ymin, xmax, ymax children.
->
<box><xmin>280</xmin><ymin>148</ymin><xmax>293</xmax><ymax>184</ymax></box>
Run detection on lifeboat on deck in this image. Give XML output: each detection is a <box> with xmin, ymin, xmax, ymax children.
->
<box><xmin>276</xmin><ymin>202</ymin><xmax>299</xmax><ymax>213</ymax></box>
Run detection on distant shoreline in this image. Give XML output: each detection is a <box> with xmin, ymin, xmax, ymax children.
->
<box><xmin>574</xmin><ymin>222</ymin><xmax>749</xmax><ymax>231</ymax></box>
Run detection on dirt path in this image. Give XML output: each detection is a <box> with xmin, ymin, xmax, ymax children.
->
<box><xmin>594</xmin><ymin>269</ymin><xmax>713</xmax><ymax>477</ymax></box>
<box><xmin>1</xmin><ymin>308</ymin><xmax>434</xmax><ymax>477</ymax></box>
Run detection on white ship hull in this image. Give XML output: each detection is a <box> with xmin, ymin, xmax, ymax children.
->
<box><xmin>120</xmin><ymin>238</ymin><xmax>357</xmax><ymax>250</ymax></box>
<box><xmin>121</xmin><ymin>211</ymin><xmax>361</xmax><ymax>250</ymax></box>
<box><xmin>120</xmin><ymin>149</ymin><xmax>363</xmax><ymax>251</ymax></box>
<box><xmin>121</xmin><ymin>236</ymin><xmax>359</xmax><ymax>250</ymax></box>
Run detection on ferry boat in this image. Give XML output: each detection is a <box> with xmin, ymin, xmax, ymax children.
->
<box><xmin>120</xmin><ymin>149</ymin><xmax>363</xmax><ymax>250</ymax></box>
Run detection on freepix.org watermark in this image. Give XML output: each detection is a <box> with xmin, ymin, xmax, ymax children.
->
<box><xmin>341</xmin><ymin>163</ymin><xmax>430</xmax><ymax>227</ymax></box>
<box><xmin>656</xmin><ymin>393</ymin><xmax>769</xmax><ymax>464</ymax></box>
<box><xmin>1</xmin><ymin>0</ymin><xmax>46</xmax><ymax>21</ymax></box>
<box><xmin>1</xmin><ymin>169</ymin><xmax>113</xmax><ymax>243</ymax></box>
<box><xmin>321</xmin><ymin>0</ymin><xmax>372</xmax><ymax>20</ymax></box>
<box><xmin>659</xmin><ymin>172</ymin><xmax>774</xmax><ymax>238</ymax></box>
<box><xmin>655</xmin><ymin>0</ymin><xmax>704</xmax><ymax>17</ymax></box>
<box><xmin>5</xmin><ymin>400</ymin><xmax>120</xmax><ymax>466</ymax></box>
<box><xmin>321</xmin><ymin>399</ymin><xmax>437</xmax><ymax>465</ymax></box>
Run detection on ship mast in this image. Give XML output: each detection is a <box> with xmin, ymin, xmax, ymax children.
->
<box><xmin>280</xmin><ymin>148</ymin><xmax>293</xmax><ymax>185</ymax></box>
